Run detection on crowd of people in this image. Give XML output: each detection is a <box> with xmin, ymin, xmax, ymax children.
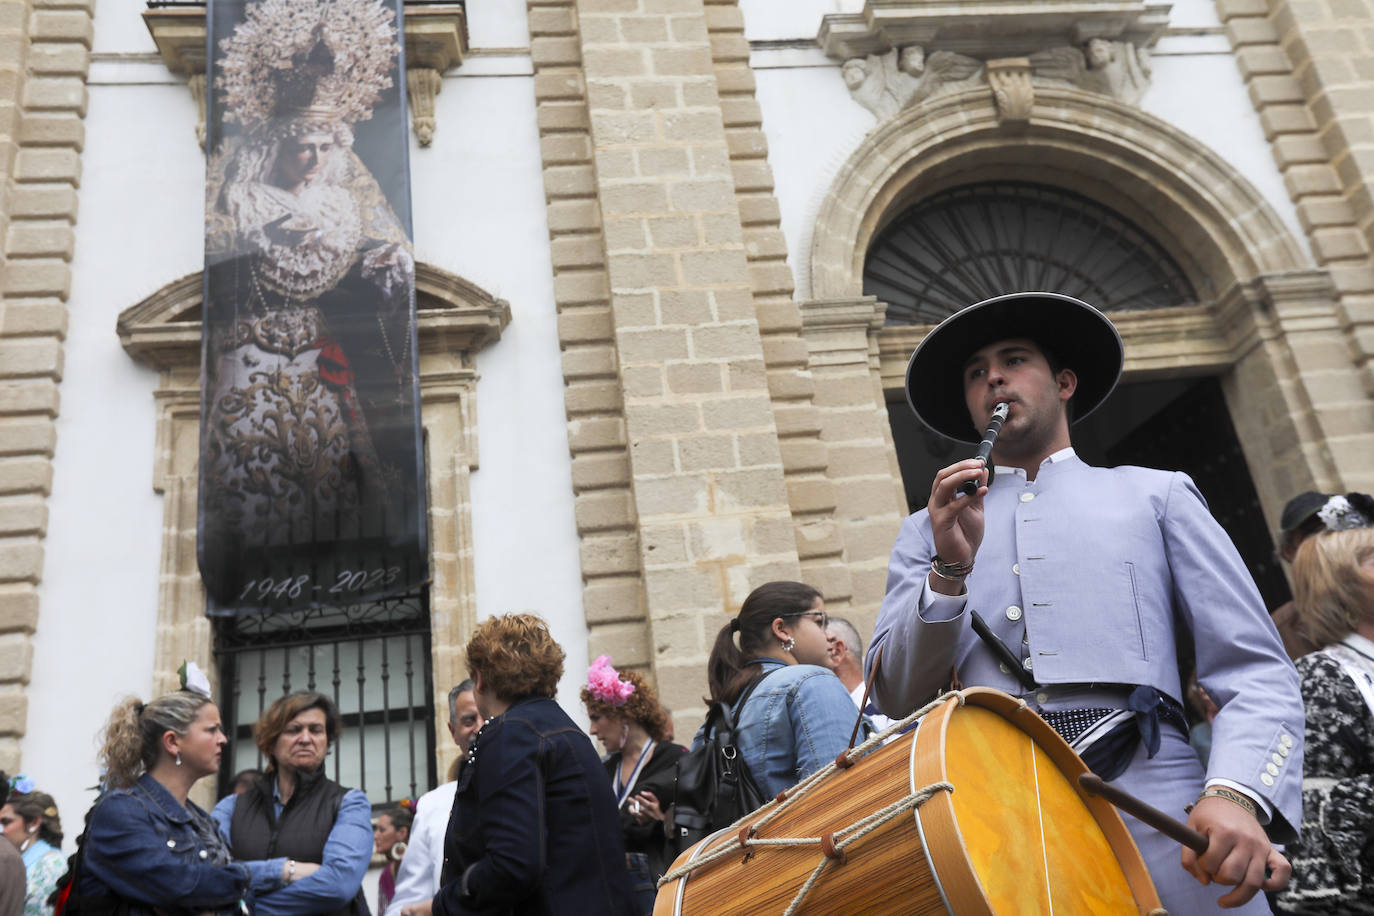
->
<box><xmin>3</xmin><ymin>296</ymin><xmax>1372</xmax><ymax>915</ymax></box>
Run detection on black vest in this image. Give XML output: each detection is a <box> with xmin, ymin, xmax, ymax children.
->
<box><xmin>230</xmin><ymin>770</ymin><xmax>368</xmax><ymax>916</ymax></box>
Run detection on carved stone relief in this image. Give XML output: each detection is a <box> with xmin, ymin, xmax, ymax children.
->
<box><xmin>841</xmin><ymin>39</ymin><xmax>1153</xmax><ymax>122</ymax></box>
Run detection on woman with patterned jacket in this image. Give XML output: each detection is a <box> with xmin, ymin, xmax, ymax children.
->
<box><xmin>1277</xmin><ymin>517</ymin><xmax>1374</xmax><ymax>914</ymax></box>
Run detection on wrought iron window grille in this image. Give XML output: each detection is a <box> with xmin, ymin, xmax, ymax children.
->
<box><xmin>213</xmin><ymin>592</ymin><xmax>437</xmax><ymax>808</ymax></box>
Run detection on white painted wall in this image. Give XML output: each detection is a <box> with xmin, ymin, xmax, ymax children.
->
<box><xmin>23</xmin><ymin>0</ymin><xmax>589</xmax><ymax>847</ymax></box>
<box><xmin>26</xmin><ymin>76</ymin><xmax>204</xmax><ymax>848</ymax></box>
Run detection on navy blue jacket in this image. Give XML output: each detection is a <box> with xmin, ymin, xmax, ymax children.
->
<box><xmin>433</xmin><ymin>696</ymin><xmax>635</xmax><ymax>916</ymax></box>
<box><xmin>80</xmin><ymin>773</ymin><xmax>284</xmax><ymax>913</ymax></box>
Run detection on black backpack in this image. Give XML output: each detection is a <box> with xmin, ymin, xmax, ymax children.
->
<box><xmin>665</xmin><ymin>676</ymin><xmax>767</xmax><ymax>856</ymax></box>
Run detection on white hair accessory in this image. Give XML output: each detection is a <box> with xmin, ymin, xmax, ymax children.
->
<box><xmin>1317</xmin><ymin>495</ymin><xmax>1372</xmax><ymax>531</ymax></box>
<box><xmin>178</xmin><ymin>660</ymin><xmax>213</xmax><ymax>699</ymax></box>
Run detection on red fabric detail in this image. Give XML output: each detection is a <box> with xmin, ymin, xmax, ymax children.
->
<box><xmin>317</xmin><ymin>339</ymin><xmax>353</xmax><ymax>387</ymax></box>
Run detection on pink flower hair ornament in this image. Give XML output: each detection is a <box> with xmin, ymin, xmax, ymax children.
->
<box><xmin>586</xmin><ymin>655</ymin><xmax>636</xmax><ymax>706</ymax></box>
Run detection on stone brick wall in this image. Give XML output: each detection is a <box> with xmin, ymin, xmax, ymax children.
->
<box><xmin>1217</xmin><ymin>0</ymin><xmax>1374</xmax><ymax>492</ymax></box>
<box><xmin>700</xmin><ymin>0</ymin><xmax>856</xmax><ymax>611</ymax></box>
<box><xmin>0</xmin><ymin>0</ymin><xmax>91</xmax><ymax>773</ymax></box>
<box><xmin>526</xmin><ymin>0</ymin><xmax>655</xmax><ymax>683</ymax></box>
<box><xmin>562</xmin><ymin>0</ymin><xmax>806</xmax><ymax>725</ymax></box>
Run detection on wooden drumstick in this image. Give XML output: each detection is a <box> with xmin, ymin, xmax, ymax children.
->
<box><xmin>1078</xmin><ymin>773</ymin><xmax>1208</xmax><ymax>854</ymax></box>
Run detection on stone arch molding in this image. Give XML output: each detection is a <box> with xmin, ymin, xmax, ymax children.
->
<box><xmin>116</xmin><ymin>262</ymin><xmax>509</xmax><ymax>790</ymax></box>
<box><xmin>806</xmin><ymin>85</ymin><xmax>1350</xmax><ymax>538</ymax></box>
<box><xmin>808</xmin><ymin>85</ymin><xmax>1311</xmax><ymax>303</ymax></box>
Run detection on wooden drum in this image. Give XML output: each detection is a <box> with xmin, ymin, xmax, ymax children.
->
<box><xmin>654</xmin><ymin>688</ymin><xmax>1163</xmax><ymax>915</ymax></box>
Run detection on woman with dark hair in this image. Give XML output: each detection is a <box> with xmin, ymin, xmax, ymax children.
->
<box><xmin>373</xmin><ymin>800</ymin><xmax>413</xmax><ymax>913</ymax></box>
<box><xmin>211</xmin><ymin>691</ymin><xmax>372</xmax><ymax>916</ymax></box>
<box><xmin>427</xmin><ymin>613</ymin><xmax>635</xmax><ymax>916</ymax></box>
<box><xmin>73</xmin><ymin>674</ymin><xmax>304</xmax><ymax>914</ymax></box>
<box><xmin>581</xmin><ymin>657</ymin><xmax>686</xmax><ymax>914</ymax></box>
<box><xmin>699</xmin><ymin>581</ymin><xmax>866</xmax><ymax>798</ymax></box>
<box><xmin>1275</xmin><ymin>524</ymin><xmax>1374</xmax><ymax>913</ymax></box>
<box><xmin>0</xmin><ymin>777</ymin><xmax>64</xmax><ymax>916</ymax></box>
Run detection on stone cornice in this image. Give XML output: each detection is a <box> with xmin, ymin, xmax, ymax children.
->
<box><xmin>118</xmin><ymin>262</ymin><xmax>510</xmax><ymax>370</ymax></box>
<box><xmin>819</xmin><ymin>0</ymin><xmax>1171</xmax><ymax>61</ymax></box>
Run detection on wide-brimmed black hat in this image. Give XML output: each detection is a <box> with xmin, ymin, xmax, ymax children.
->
<box><xmin>905</xmin><ymin>292</ymin><xmax>1124</xmax><ymax>443</ymax></box>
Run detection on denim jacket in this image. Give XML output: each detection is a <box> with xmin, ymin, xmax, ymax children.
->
<box><xmin>81</xmin><ymin>773</ymin><xmax>284</xmax><ymax>913</ymax></box>
<box><xmin>695</xmin><ymin>658</ymin><xmax>869</xmax><ymax>800</ymax></box>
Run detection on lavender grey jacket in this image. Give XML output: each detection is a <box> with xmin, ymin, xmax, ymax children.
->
<box><xmin>867</xmin><ymin>452</ymin><xmax>1303</xmax><ymax>840</ymax></box>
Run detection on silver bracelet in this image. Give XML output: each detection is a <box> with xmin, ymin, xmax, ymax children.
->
<box><xmin>930</xmin><ymin>555</ymin><xmax>974</xmax><ymax>581</ymax></box>
<box><xmin>286</xmin><ymin>859</ymin><xmax>295</xmax><ymax>884</ymax></box>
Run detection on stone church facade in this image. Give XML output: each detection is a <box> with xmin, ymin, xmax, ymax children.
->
<box><xmin>1</xmin><ymin>0</ymin><xmax>1372</xmax><ymax>814</ymax></box>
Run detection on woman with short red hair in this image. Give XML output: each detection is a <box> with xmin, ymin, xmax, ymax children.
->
<box><xmin>430</xmin><ymin>613</ymin><xmax>635</xmax><ymax>916</ymax></box>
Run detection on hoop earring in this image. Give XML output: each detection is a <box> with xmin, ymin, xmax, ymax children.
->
<box><xmin>781</xmin><ymin>636</ymin><xmax>795</xmax><ymax>653</ymax></box>
<box><xmin>390</xmin><ymin>841</ymin><xmax>407</xmax><ymax>862</ymax></box>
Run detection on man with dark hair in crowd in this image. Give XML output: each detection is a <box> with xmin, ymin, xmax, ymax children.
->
<box><xmin>390</xmin><ymin>680</ymin><xmax>484</xmax><ymax>916</ymax></box>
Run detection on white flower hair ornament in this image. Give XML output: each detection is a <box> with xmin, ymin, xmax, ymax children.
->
<box><xmin>178</xmin><ymin>660</ymin><xmax>213</xmax><ymax>699</ymax></box>
<box><xmin>1317</xmin><ymin>493</ymin><xmax>1374</xmax><ymax>531</ymax></box>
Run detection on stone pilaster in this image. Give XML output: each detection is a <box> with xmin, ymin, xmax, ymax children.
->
<box><xmin>574</xmin><ymin>0</ymin><xmax>801</xmax><ymax>724</ymax></box>
<box><xmin>0</xmin><ymin>0</ymin><xmax>92</xmax><ymax>773</ymax></box>
<box><xmin>1215</xmin><ymin>0</ymin><xmax>1374</xmax><ymax>492</ymax></box>
<box><xmin>526</xmin><ymin>0</ymin><xmax>654</xmax><ymax>689</ymax></box>
<box><xmin>797</xmin><ymin>297</ymin><xmax>906</xmax><ymax>632</ymax></box>
<box><xmin>702</xmin><ymin>0</ymin><xmax>876</xmax><ymax>611</ymax></box>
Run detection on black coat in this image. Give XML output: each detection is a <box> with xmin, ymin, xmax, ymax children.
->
<box><xmin>602</xmin><ymin>740</ymin><xmax>687</xmax><ymax>881</ymax></box>
<box><xmin>433</xmin><ymin>696</ymin><xmax>636</xmax><ymax>916</ymax></box>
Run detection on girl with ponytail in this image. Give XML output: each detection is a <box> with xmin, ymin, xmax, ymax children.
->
<box><xmin>697</xmin><ymin>581</ymin><xmax>869</xmax><ymax>798</ymax></box>
<box><xmin>72</xmin><ymin>668</ymin><xmax>315</xmax><ymax>914</ymax></box>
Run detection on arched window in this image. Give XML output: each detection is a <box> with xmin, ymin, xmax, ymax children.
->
<box><xmin>864</xmin><ymin>182</ymin><xmax>1196</xmax><ymax>324</ymax></box>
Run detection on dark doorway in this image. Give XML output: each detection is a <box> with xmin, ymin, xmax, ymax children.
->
<box><xmin>888</xmin><ymin>375</ymin><xmax>1290</xmax><ymax>611</ymax></box>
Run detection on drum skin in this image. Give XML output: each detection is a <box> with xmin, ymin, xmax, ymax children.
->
<box><xmin>654</xmin><ymin>688</ymin><xmax>1163</xmax><ymax>915</ymax></box>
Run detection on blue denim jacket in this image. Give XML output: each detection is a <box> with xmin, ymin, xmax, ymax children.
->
<box><xmin>81</xmin><ymin>773</ymin><xmax>284</xmax><ymax>912</ymax></box>
<box><xmin>694</xmin><ymin>658</ymin><xmax>869</xmax><ymax>800</ymax></box>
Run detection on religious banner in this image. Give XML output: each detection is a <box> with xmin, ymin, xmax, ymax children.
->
<box><xmin>198</xmin><ymin>0</ymin><xmax>427</xmax><ymax>614</ymax></box>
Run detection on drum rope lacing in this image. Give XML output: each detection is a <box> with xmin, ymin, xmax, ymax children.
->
<box><xmin>658</xmin><ymin>691</ymin><xmax>968</xmax><ymax>913</ymax></box>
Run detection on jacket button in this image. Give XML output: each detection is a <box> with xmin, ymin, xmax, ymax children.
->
<box><xmin>1279</xmin><ymin>733</ymin><xmax>1293</xmax><ymax>748</ymax></box>
<box><xmin>999</xmin><ymin>662</ymin><xmax>1011</xmax><ymax>674</ymax></box>
<box><xmin>1272</xmin><ymin>753</ymin><xmax>1283</xmax><ymax>766</ymax></box>
<box><xmin>1266</xmin><ymin>762</ymin><xmax>1279</xmax><ymax>776</ymax></box>
<box><xmin>1005</xmin><ymin>605</ymin><xmax>1022</xmax><ymax>621</ymax></box>
<box><xmin>1019</xmin><ymin>492</ymin><xmax>1035</xmax><ymax>502</ymax></box>
<box><xmin>1035</xmin><ymin>692</ymin><xmax>1048</xmax><ymax>705</ymax></box>
<box><xmin>1278</xmin><ymin>744</ymin><xmax>1290</xmax><ymax>757</ymax></box>
<box><xmin>199</xmin><ymin>850</ymin><xmax>208</xmax><ymax>860</ymax></box>
<box><xmin>1261</xmin><ymin>773</ymin><xmax>1274</xmax><ymax>787</ymax></box>
<box><xmin>1012</xmin><ymin>563</ymin><xmax>1020</xmax><ymax>575</ymax></box>
<box><xmin>167</xmin><ymin>840</ymin><xmax>175</xmax><ymax>849</ymax></box>
<box><xmin>1022</xmin><ymin>657</ymin><xmax>1034</xmax><ymax>671</ymax></box>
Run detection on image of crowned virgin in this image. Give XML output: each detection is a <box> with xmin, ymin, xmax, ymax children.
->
<box><xmin>197</xmin><ymin>0</ymin><xmax>427</xmax><ymax>612</ymax></box>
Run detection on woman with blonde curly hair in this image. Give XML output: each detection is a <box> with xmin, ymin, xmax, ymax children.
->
<box><xmin>426</xmin><ymin>614</ymin><xmax>634</xmax><ymax>916</ymax></box>
<box><xmin>581</xmin><ymin>658</ymin><xmax>686</xmax><ymax>914</ymax></box>
<box><xmin>1276</xmin><ymin>524</ymin><xmax>1374</xmax><ymax>913</ymax></box>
